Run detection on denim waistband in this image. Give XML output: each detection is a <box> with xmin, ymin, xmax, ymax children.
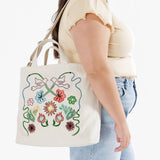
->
<box><xmin>115</xmin><ymin>77</ymin><xmax>136</xmax><ymax>88</ymax></box>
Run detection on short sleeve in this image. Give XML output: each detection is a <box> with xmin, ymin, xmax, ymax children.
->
<box><xmin>66</xmin><ymin>0</ymin><xmax>115</xmax><ymax>33</ymax></box>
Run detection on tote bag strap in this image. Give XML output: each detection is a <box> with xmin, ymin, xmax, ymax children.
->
<box><xmin>44</xmin><ymin>46</ymin><xmax>59</xmax><ymax>65</ymax></box>
<box><xmin>27</xmin><ymin>0</ymin><xmax>70</xmax><ymax>67</ymax></box>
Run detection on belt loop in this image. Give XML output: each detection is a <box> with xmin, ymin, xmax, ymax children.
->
<box><xmin>133</xmin><ymin>80</ymin><xmax>136</xmax><ymax>88</ymax></box>
<box><xmin>124</xmin><ymin>78</ymin><xmax>128</xmax><ymax>90</ymax></box>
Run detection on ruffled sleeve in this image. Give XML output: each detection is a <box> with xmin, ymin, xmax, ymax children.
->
<box><xmin>66</xmin><ymin>0</ymin><xmax>115</xmax><ymax>33</ymax></box>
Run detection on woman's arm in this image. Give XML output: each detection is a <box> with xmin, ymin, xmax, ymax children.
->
<box><xmin>69</xmin><ymin>13</ymin><xmax>130</xmax><ymax>152</ymax></box>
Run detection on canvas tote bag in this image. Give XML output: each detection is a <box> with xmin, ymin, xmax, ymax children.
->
<box><xmin>16</xmin><ymin>0</ymin><xmax>101</xmax><ymax>147</ymax></box>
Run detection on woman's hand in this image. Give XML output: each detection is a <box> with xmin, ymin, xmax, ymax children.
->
<box><xmin>114</xmin><ymin>122</ymin><xmax>131</xmax><ymax>152</ymax></box>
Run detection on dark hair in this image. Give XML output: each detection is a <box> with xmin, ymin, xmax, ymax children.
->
<box><xmin>51</xmin><ymin>0</ymin><xmax>108</xmax><ymax>60</ymax></box>
<box><xmin>51</xmin><ymin>0</ymin><xmax>68</xmax><ymax>60</ymax></box>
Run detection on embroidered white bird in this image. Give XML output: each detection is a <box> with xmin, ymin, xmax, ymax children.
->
<box><xmin>50</xmin><ymin>75</ymin><xmax>70</xmax><ymax>89</ymax></box>
<box><xmin>31</xmin><ymin>78</ymin><xmax>48</xmax><ymax>91</ymax></box>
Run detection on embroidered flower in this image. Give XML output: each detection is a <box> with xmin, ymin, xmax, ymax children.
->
<box><xmin>31</xmin><ymin>105</ymin><xmax>41</xmax><ymax>116</ymax></box>
<box><xmin>27</xmin><ymin>98</ymin><xmax>34</xmax><ymax>106</ymax></box>
<box><xmin>66</xmin><ymin>109</ymin><xmax>76</xmax><ymax>120</ymax></box>
<box><xmin>53</xmin><ymin>89</ymin><xmax>66</xmax><ymax>103</ymax></box>
<box><xmin>43</xmin><ymin>101</ymin><xmax>57</xmax><ymax>116</ymax></box>
<box><xmin>28</xmin><ymin>124</ymin><xmax>35</xmax><ymax>133</ymax></box>
<box><xmin>27</xmin><ymin>110</ymin><xmax>35</xmax><ymax>122</ymax></box>
<box><xmin>67</xmin><ymin>96</ymin><xmax>77</xmax><ymax>105</ymax></box>
<box><xmin>59</xmin><ymin>104</ymin><xmax>71</xmax><ymax>114</ymax></box>
<box><xmin>37</xmin><ymin>113</ymin><xmax>46</xmax><ymax>124</ymax></box>
<box><xmin>32</xmin><ymin>109</ymin><xmax>38</xmax><ymax>116</ymax></box>
<box><xmin>66</xmin><ymin>121</ymin><xmax>75</xmax><ymax>131</ymax></box>
<box><xmin>35</xmin><ymin>90</ymin><xmax>46</xmax><ymax>104</ymax></box>
<box><xmin>55</xmin><ymin>112</ymin><xmax>64</xmax><ymax>123</ymax></box>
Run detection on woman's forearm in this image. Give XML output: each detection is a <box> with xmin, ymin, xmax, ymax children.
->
<box><xmin>87</xmin><ymin>66</ymin><xmax>127</xmax><ymax>126</ymax></box>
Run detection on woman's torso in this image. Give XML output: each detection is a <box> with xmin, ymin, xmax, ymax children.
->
<box><xmin>58</xmin><ymin>0</ymin><xmax>138</xmax><ymax>79</ymax></box>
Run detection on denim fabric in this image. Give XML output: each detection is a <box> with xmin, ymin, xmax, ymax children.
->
<box><xmin>70</xmin><ymin>77</ymin><xmax>137</xmax><ymax>160</ymax></box>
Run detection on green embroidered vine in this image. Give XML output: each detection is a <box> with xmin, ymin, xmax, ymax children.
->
<box><xmin>41</xmin><ymin>120</ymin><xmax>49</xmax><ymax>127</ymax></box>
<box><xmin>22</xmin><ymin>106</ymin><xmax>30</xmax><ymax>135</ymax></box>
<box><xmin>53</xmin><ymin>119</ymin><xmax>61</xmax><ymax>127</ymax></box>
<box><xmin>72</xmin><ymin>110</ymin><xmax>80</xmax><ymax>136</ymax></box>
<box><xmin>22</xmin><ymin>75</ymin><xmax>32</xmax><ymax>136</ymax></box>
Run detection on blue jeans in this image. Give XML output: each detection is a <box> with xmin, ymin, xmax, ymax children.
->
<box><xmin>70</xmin><ymin>77</ymin><xmax>138</xmax><ymax>160</ymax></box>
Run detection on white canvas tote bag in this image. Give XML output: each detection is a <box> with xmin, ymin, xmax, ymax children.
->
<box><xmin>16</xmin><ymin>0</ymin><xmax>101</xmax><ymax>147</ymax></box>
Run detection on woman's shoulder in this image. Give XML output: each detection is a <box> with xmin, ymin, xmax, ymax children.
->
<box><xmin>67</xmin><ymin>0</ymin><xmax>112</xmax><ymax>15</ymax></box>
<box><xmin>65</xmin><ymin>0</ymin><xmax>115</xmax><ymax>33</ymax></box>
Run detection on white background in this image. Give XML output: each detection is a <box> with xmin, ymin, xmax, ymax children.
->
<box><xmin>0</xmin><ymin>0</ymin><xmax>159</xmax><ymax>159</ymax></box>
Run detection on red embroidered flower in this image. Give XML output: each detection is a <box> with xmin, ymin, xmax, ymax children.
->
<box><xmin>54</xmin><ymin>89</ymin><xmax>66</xmax><ymax>103</ymax></box>
<box><xmin>37</xmin><ymin>113</ymin><xmax>46</xmax><ymax>123</ymax></box>
<box><xmin>55</xmin><ymin>112</ymin><xmax>64</xmax><ymax>123</ymax></box>
<box><xmin>66</xmin><ymin>121</ymin><xmax>75</xmax><ymax>131</ymax></box>
<box><xmin>28</xmin><ymin>124</ymin><xmax>35</xmax><ymax>133</ymax></box>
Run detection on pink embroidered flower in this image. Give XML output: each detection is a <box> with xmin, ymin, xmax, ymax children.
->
<box><xmin>55</xmin><ymin>112</ymin><xmax>64</xmax><ymax>123</ymax></box>
<box><xmin>27</xmin><ymin>98</ymin><xmax>34</xmax><ymax>106</ymax></box>
<box><xmin>53</xmin><ymin>89</ymin><xmax>66</xmax><ymax>103</ymax></box>
<box><xmin>37</xmin><ymin>113</ymin><xmax>46</xmax><ymax>124</ymax></box>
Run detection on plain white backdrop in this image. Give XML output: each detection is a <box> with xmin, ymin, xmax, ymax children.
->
<box><xmin>1</xmin><ymin>0</ymin><xmax>160</xmax><ymax>159</ymax></box>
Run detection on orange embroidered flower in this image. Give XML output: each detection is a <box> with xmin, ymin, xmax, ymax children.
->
<box><xmin>53</xmin><ymin>89</ymin><xmax>66</xmax><ymax>103</ymax></box>
<box><xmin>55</xmin><ymin>112</ymin><xmax>64</xmax><ymax>123</ymax></box>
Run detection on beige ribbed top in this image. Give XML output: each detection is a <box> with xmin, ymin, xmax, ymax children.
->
<box><xmin>58</xmin><ymin>0</ymin><xmax>138</xmax><ymax>78</ymax></box>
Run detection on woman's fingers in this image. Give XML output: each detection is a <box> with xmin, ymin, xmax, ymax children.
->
<box><xmin>115</xmin><ymin>138</ymin><xmax>130</xmax><ymax>152</ymax></box>
<box><xmin>115</xmin><ymin>138</ymin><xmax>127</xmax><ymax>152</ymax></box>
<box><xmin>114</xmin><ymin>123</ymin><xmax>131</xmax><ymax>152</ymax></box>
<box><xmin>116</xmin><ymin>135</ymin><xmax>121</xmax><ymax>142</ymax></box>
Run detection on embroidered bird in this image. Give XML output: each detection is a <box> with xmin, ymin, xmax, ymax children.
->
<box><xmin>50</xmin><ymin>75</ymin><xmax>70</xmax><ymax>89</ymax></box>
<box><xmin>31</xmin><ymin>77</ymin><xmax>48</xmax><ymax>91</ymax></box>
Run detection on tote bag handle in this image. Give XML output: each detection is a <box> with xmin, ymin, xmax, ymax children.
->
<box><xmin>27</xmin><ymin>0</ymin><xmax>70</xmax><ymax>67</ymax></box>
<box><xmin>44</xmin><ymin>46</ymin><xmax>59</xmax><ymax>65</ymax></box>
<box><xmin>31</xmin><ymin>39</ymin><xmax>63</xmax><ymax>67</ymax></box>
